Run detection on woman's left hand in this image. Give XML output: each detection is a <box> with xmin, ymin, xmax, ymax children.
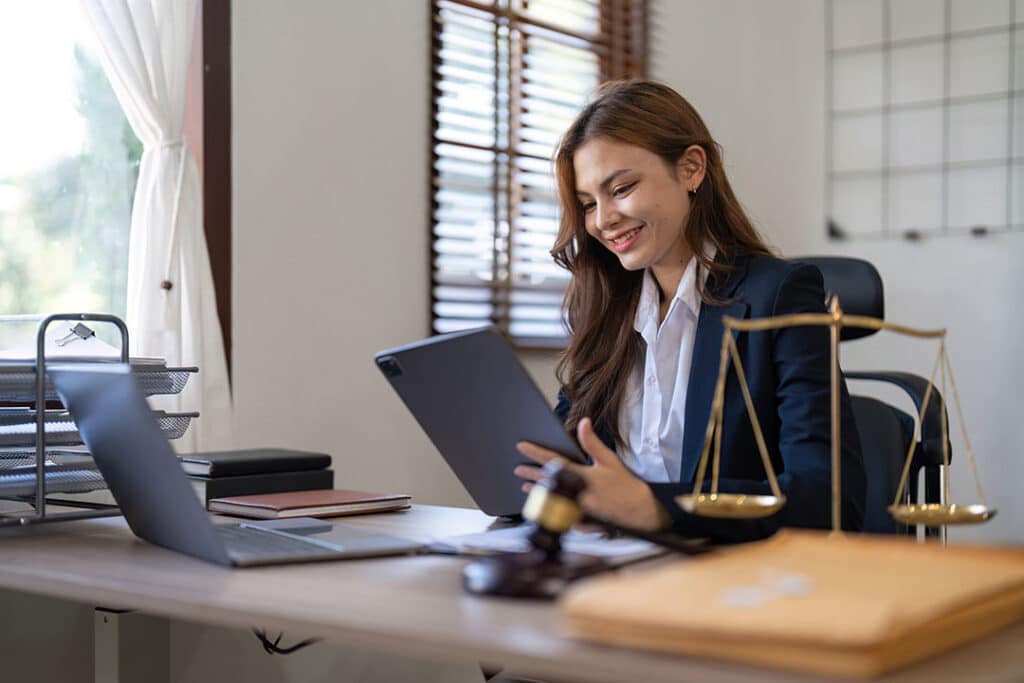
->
<box><xmin>514</xmin><ymin>417</ymin><xmax>669</xmax><ymax>532</ymax></box>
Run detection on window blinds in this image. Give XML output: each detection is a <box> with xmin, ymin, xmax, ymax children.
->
<box><xmin>431</xmin><ymin>0</ymin><xmax>646</xmax><ymax>347</ymax></box>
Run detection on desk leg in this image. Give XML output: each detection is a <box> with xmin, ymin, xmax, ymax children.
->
<box><xmin>94</xmin><ymin>608</ymin><xmax>169</xmax><ymax>683</ymax></box>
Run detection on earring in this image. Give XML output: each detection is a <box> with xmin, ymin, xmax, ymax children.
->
<box><xmin>688</xmin><ymin>186</ymin><xmax>697</xmax><ymax>197</ymax></box>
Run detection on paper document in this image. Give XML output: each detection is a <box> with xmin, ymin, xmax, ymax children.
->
<box><xmin>432</xmin><ymin>525</ymin><xmax>664</xmax><ymax>561</ymax></box>
<box><xmin>0</xmin><ymin>420</ymin><xmax>76</xmax><ymax>435</ymax></box>
<box><xmin>0</xmin><ymin>322</ymin><xmax>161</xmax><ymax>363</ymax></box>
<box><xmin>0</xmin><ymin>466</ymin><xmax>106</xmax><ymax>497</ymax></box>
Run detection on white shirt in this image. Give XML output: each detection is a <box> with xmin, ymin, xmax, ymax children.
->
<box><xmin>617</xmin><ymin>254</ymin><xmax>710</xmax><ymax>483</ymax></box>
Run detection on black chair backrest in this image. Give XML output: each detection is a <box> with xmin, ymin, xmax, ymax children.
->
<box><xmin>795</xmin><ymin>256</ymin><xmax>884</xmax><ymax>341</ymax></box>
<box><xmin>791</xmin><ymin>256</ymin><xmax>946</xmax><ymax>536</ymax></box>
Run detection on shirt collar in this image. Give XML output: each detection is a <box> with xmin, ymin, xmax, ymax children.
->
<box><xmin>633</xmin><ymin>244</ymin><xmax>716</xmax><ymax>335</ymax></box>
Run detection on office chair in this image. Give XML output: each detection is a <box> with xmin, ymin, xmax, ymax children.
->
<box><xmin>794</xmin><ymin>256</ymin><xmax>950</xmax><ymax>537</ymax></box>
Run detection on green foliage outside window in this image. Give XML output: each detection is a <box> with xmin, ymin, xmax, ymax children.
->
<box><xmin>0</xmin><ymin>43</ymin><xmax>141</xmax><ymax>347</ymax></box>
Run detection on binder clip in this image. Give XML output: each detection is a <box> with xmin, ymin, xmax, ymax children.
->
<box><xmin>55</xmin><ymin>323</ymin><xmax>96</xmax><ymax>347</ymax></box>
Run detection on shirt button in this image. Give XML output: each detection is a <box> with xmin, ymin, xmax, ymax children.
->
<box><xmin>646</xmin><ymin>376</ymin><xmax>656</xmax><ymax>387</ymax></box>
<box><xmin>644</xmin><ymin>438</ymin><xmax>656</xmax><ymax>449</ymax></box>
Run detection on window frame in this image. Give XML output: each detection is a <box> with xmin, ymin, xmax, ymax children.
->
<box><xmin>197</xmin><ymin>0</ymin><xmax>233</xmax><ymax>379</ymax></box>
<box><xmin>183</xmin><ymin>0</ymin><xmax>232</xmax><ymax>379</ymax></box>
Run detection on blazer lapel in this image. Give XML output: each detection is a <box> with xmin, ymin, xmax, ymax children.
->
<box><xmin>680</xmin><ymin>257</ymin><xmax>751</xmax><ymax>483</ymax></box>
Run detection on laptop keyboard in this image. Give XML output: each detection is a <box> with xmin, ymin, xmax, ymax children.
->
<box><xmin>215</xmin><ymin>524</ymin><xmax>337</xmax><ymax>560</ymax></box>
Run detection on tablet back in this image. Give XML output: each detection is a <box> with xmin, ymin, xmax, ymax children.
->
<box><xmin>375</xmin><ymin>326</ymin><xmax>585</xmax><ymax>517</ymax></box>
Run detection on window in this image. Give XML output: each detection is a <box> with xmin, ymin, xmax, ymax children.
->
<box><xmin>430</xmin><ymin>0</ymin><xmax>646</xmax><ymax>348</ymax></box>
<box><xmin>0</xmin><ymin>1</ymin><xmax>232</xmax><ymax>363</ymax></box>
<box><xmin>0</xmin><ymin>2</ymin><xmax>141</xmax><ymax>339</ymax></box>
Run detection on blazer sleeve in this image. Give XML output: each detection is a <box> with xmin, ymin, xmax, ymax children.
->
<box><xmin>647</xmin><ymin>264</ymin><xmax>867</xmax><ymax>543</ymax></box>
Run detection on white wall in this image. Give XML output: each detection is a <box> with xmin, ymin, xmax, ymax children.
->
<box><xmin>651</xmin><ymin>0</ymin><xmax>1024</xmax><ymax>543</ymax></box>
<box><xmin>231</xmin><ymin>1</ymin><xmax>563</xmax><ymax>512</ymax></box>
<box><xmin>231</xmin><ymin>0</ymin><xmax>473</xmax><ymax>508</ymax></box>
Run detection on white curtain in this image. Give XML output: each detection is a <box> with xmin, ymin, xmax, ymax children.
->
<box><xmin>80</xmin><ymin>0</ymin><xmax>232</xmax><ymax>452</ymax></box>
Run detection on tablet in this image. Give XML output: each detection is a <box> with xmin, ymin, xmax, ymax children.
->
<box><xmin>375</xmin><ymin>326</ymin><xmax>586</xmax><ymax>517</ymax></box>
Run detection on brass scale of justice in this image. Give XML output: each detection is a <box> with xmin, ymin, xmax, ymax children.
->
<box><xmin>676</xmin><ymin>295</ymin><xmax>996</xmax><ymax>531</ymax></box>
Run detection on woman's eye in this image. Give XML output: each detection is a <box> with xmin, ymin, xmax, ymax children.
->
<box><xmin>612</xmin><ymin>182</ymin><xmax>636</xmax><ymax>197</ymax></box>
<box><xmin>581</xmin><ymin>201</ymin><xmax>596</xmax><ymax>213</ymax></box>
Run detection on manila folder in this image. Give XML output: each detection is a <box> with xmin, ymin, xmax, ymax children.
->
<box><xmin>561</xmin><ymin>529</ymin><xmax>1024</xmax><ymax>678</ymax></box>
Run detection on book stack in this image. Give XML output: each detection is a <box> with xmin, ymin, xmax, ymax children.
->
<box><xmin>178</xmin><ymin>448</ymin><xmax>333</xmax><ymax>505</ymax></box>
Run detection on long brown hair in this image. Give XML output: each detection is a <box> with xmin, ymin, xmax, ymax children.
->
<box><xmin>552</xmin><ymin>80</ymin><xmax>771</xmax><ymax>447</ymax></box>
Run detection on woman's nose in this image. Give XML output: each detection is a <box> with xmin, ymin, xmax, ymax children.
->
<box><xmin>595</xmin><ymin>202</ymin><xmax>620</xmax><ymax>232</ymax></box>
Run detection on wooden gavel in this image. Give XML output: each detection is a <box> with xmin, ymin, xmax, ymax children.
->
<box><xmin>462</xmin><ymin>460</ymin><xmax>610</xmax><ymax>599</ymax></box>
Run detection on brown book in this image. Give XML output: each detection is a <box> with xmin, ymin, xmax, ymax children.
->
<box><xmin>208</xmin><ymin>489</ymin><xmax>411</xmax><ymax>519</ymax></box>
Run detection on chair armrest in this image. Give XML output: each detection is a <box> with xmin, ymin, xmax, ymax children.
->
<box><xmin>845</xmin><ymin>371</ymin><xmax>951</xmax><ymax>468</ymax></box>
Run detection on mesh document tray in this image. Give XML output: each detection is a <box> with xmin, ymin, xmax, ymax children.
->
<box><xmin>0</xmin><ymin>360</ymin><xmax>196</xmax><ymax>402</ymax></box>
<box><xmin>0</xmin><ymin>465</ymin><xmax>107</xmax><ymax>498</ymax></box>
<box><xmin>0</xmin><ymin>409</ymin><xmax>198</xmax><ymax>446</ymax></box>
<box><xmin>0</xmin><ymin>450</ymin><xmax>107</xmax><ymax>498</ymax></box>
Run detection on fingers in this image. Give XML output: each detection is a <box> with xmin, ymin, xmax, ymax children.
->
<box><xmin>513</xmin><ymin>464</ymin><xmax>544</xmax><ymax>482</ymax></box>
<box><xmin>515</xmin><ymin>441</ymin><xmax>581</xmax><ymax>492</ymax></box>
<box><xmin>515</xmin><ymin>440</ymin><xmax>563</xmax><ymax>465</ymax></box>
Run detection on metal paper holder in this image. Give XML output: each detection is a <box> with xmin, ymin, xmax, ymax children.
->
<box><xmin>0</xmin><ymin>313</ymin><xmax>129</xmax><ymax>526</ymax></box>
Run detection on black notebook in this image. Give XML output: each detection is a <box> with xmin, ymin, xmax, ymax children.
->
<box><xmin>189</xmin><ymin>469</ymin><xmax>334</xmax><ymax>504</ymax></box>
<box><xmin>178</xmin><ymin>448</ymin><xmax>331</xmax><ymax>477</ymax></box>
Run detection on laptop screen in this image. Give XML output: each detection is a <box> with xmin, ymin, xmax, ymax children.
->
<box><xmin>49</xmin><ymin>364</ymin><xmax>232</xmax><ymax>566</ymax></box>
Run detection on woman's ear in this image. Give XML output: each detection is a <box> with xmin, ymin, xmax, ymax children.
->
<box><xmin>676</xmin><ymin>144</ymin><xmax>707</xmax><ymax>192</ymax></box>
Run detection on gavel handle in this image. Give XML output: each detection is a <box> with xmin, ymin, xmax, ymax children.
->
<box><xmin>583</xmin><ymin>515</ymin><xmax>711</xmax><ymax>555</ymax></box>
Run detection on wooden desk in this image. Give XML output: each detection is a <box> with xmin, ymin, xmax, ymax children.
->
<box><xmin>0</xmin><ymin>505</ymin><xmax>1020</xmax><ymax>683</ymax></box>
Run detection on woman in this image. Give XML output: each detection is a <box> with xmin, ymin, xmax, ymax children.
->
<box><xmin>514</xmin><ymin>80</ymin><xmax>865</xmax><ymax>543</ymax></box>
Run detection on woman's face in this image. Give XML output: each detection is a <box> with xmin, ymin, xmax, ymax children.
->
<box><xmin>573</xmin><ymin>137</ymin><xmax>699</xmax><ymax>274</ymax></box>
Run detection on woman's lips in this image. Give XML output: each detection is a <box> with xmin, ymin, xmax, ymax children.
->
<box><xmin>610</xmin><ymin>226</ymin><xmax>642</xmax><ymax>253</ymax></box>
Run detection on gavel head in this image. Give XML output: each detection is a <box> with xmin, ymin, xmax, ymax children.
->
<box><xmin>521</xmin><ymin>460</ymin><xmax>586</xmax><ymax>558</ymax></box>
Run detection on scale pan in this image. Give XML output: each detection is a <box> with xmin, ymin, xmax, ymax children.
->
<box><xmin>675</xmin><ymin>493</ymin><xmax>786</xmax><ymax>519</ymax></box>
<box><xmin>888</xmin><ymin>503</ymin><xmax>997</xmax><ymax>525</ymax></box>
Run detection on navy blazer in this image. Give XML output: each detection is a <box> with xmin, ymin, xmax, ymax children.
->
<box><xmin>556</xmin><ymin>254</ymin><xmax>866</xmax><ymax>543</ymax></box>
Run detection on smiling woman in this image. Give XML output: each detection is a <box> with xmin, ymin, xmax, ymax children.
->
<box><xmin>514</xmin><ymin>80</ymin><xmax>867</xmax><ymax>543</ymax></box>
<box><xmin>552</xmin><ymin>81</ymin><xmax>774</xmax><ymax>453</ymax></box>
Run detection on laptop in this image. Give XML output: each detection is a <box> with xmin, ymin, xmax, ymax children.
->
<box><xmin>375</xmin><ymin>326</ymin><xmax>587</xmax><ymax>518</ymax></box>
<box><xmin>48</xmin><ymin>364</ymin><xmax>424</xmax><ymax>567</ymax></box>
